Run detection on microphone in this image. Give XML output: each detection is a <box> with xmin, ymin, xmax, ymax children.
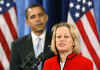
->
<box><xmin>20</xmin><ymin>52</ymin><xmax>38</xmax><ymax>69</ymax></box>
<box><xmin>30</xmin><ymin>52</ymin><xmax>44</xmax><ymax>69</ymax></box>
<box><xmin>31</xmin><ymin>50</ymin><xmax>52</xmax><ymax>69</ymax></box>
<box><xmin>20</xmin><ymin>47</ymin><xmax>54</xmax><ymax>69</ymax></box>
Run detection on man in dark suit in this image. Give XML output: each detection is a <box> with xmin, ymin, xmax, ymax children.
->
<box><xmin>10</xmin><ymin>4</ymin><xmax>54</xmax><ymax>70</ymax></box>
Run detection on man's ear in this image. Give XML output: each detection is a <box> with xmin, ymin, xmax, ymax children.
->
<box><xmin>25</xmin><ymin>20</ymin><xmax>29</xmax><ymax>25</ymax></box>
<box><xmin>45</xmin><ymin>14</ymin><xmax>48</xmax><ymax>22</ymax></box>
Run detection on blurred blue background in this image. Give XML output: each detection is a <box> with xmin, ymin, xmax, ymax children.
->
<box><xmin>16</xmin><ymin>0</ymin><xmax>100</xmax><ymax>38</ymax></box>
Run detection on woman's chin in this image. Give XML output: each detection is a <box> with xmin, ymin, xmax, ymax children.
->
<box><xmin>58</xmin><ymin>49</ymin><xmax>68</xmax><ymax>53</ymax></box>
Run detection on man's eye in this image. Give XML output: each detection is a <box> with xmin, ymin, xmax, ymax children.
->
<box><xmin>39</xmin><ymin>13</ymin><xmax>44</xmax><ymax>17</ymax></box>
<box><xmin>30</xmin><ymin>15</ymin><xmax>35</xmax><ymax>19</ymax></box>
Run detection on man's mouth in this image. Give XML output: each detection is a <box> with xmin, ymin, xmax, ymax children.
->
<box><xmin>35</xmin><ymin>23</ymin><xmax>43</xmax><ymax>26</ymax></box>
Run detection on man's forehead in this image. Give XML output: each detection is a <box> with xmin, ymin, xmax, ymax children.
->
<box><xmin>27</xmin><ymin>7</ymin><xmax>43</xmax><ymax>12</ymax></box>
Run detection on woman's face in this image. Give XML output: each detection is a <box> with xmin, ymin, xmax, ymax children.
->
<box><xmin>56</xmin><ymin>26</ymin><xmax>74</xmax><ymax>53</ymax></box>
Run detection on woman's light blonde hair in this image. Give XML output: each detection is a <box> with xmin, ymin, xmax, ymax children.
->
<box><xmin>51</xmin><ymin>22</ymin><xmax>81</xmax><ymax>55</ymax></box>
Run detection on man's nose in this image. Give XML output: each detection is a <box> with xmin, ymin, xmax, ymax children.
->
<box><xmin>35</xmin><ymin>16</ymin><xmax>41</xmax><ymax>22</ymax></box>
<box><xmin>36</xmin><ymin>15</ymin><xmax>41</xmax><ymax>19</ymax></box>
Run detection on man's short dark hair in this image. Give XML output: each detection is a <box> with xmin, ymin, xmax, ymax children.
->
<box><xmin>25</xmin><ymin>4</ymin><xmax>46</xmax><ymax>19</ymax></box>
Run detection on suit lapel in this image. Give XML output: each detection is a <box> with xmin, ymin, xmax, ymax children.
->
<box><xmin>25</xmin><ymin>34</ymin><xmax>36</xmax><ymax>58</ymax></box>
<box><xmin>25</xmin><ymin>32</ymin><xmax>51</xmax><ymax>56</ymax></box>
<box><xmin>22</xmin><ymin>34</ymin><xmax>38</xmax><ymax>70</ymax></box>
<box><xmin>44</xmin><ymin>32</ymin><xmax>51</xmax><ymax>52</ymax></box>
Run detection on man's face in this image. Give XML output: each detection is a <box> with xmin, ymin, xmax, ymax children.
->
<box><xmin>26</xmin><ymin>7</ymin><xmax>48</xmax><ymax>32</ymax></box>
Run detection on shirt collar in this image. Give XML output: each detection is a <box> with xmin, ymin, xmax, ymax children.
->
<box><xmin>58</xmin><ymin>53</ymin><xmax>77</xmax><ymax>63</ymax></box>
<box><xmin>31</xmin><ymin>31</ymin><xmax>46</xmax><ymax>40</ymax></box>
<box><xmin>67</xmin><ymin>53</ymin><xmax>77</xmax><ymax>59</ymax></box>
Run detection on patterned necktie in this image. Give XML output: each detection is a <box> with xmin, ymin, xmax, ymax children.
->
<box><xmin>36</xmin><ymin>38</ymin><xmax>41</xmax><ymax>57</ymax></box>
<box><xmin>36</xmin><ymin>38</ymin><xmax>42</xmax><ymax>70</ymax></box>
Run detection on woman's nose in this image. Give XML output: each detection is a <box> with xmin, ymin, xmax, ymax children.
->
<box><xmin>60</xmin><ymin>37</ymin><xmax>65</xmax><ymax>41</ymax></box>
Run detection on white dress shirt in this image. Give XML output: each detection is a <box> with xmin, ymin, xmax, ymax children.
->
<box><xmin>31</xmin><ymin>31</ymin><xmax>46</xmax><ymax>70</ymax></box>
<box><xmin>31</xmin><ymin>31</ymin><xmax>46</xmax><ymax>57</ymax></box>
<box><xmin>60</xmin><ymin>61</ymin><xmax>65</xmax><ymax>70</ymax></box>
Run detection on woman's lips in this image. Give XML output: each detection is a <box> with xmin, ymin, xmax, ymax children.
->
<box><xmin>59</xmin><ymin>43</ymin><xmax>66</xmax><ymax>47</ymax></box>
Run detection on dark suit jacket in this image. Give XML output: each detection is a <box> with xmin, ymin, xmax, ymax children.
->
<box><xmin>10</xmin><ymin>32</ymin><xmax>54</xmax><ymax>70</ymax></box>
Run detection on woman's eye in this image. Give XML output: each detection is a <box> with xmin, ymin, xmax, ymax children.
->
<box><xmin>64</xmin><ymin>36</ymin><xmax>69</xmax><ymax>38</ymax></box>
<box><xmin>56</xmin><ymin>36</ymin><xmax>61</xmax><ymax>38</ymax></box>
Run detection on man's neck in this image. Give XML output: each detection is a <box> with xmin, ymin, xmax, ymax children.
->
<box><xmin>32</xmin><ymin>30</ymin><xmax>44</xmax><ymax>36</ymax></box>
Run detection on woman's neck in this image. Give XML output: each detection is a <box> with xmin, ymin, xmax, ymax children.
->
<box><xmin>59</xmin><ymin>51</ymin><xmax>72</xmax><ymax>63</ymax></box>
